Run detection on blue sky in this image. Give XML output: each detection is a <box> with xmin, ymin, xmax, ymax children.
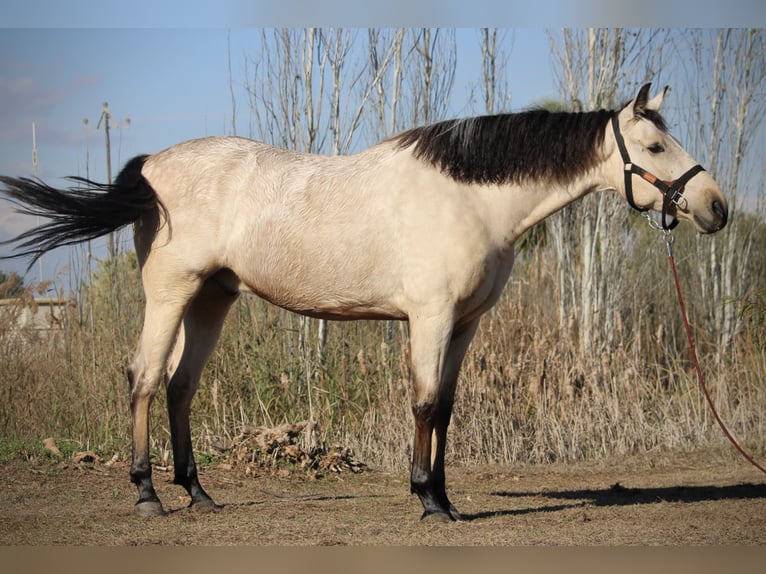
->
<box><xmin>0</xmin><ymin>27</ymin><xmax>557</xmax><ymax>283</ymax></box>
<box><xmin>0</xmin><ymin>28</ymin><xmax>248</xmax><ymax>283</ymax></box>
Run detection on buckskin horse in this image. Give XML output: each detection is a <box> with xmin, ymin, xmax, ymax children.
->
<box><xmin>0</xmin><ymin>84</ymin><xmax>727</xmax><ymax>521</ymax></box>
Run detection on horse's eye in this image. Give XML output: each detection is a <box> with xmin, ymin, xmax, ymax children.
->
<box><xmin>648</xmin><ymin>143</ymin><xmax>665</xmax><ymax>154</ymax></box>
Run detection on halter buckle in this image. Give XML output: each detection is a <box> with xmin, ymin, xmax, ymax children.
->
<box><xmin>665</xmin><ymin>186</ymin><xmax>684</xmax><ymax>206</ymax></box>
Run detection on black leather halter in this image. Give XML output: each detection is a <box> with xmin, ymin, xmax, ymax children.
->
<box><xmin>611</xmin><ymin>115</ymin><xmax>705</xmax><ymax>230</ymax></box>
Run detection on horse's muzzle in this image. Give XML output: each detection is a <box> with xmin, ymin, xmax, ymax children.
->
<box><xmin>696</xmin><ymin>198</ymin><xmax>728</xmax><ymax>234</ymax></box>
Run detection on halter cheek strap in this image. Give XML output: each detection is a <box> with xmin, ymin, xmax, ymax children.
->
<box><xmin>611</xmin><ymin>115</ymin><xmax>705</xmax><ymax>230</ymax></box>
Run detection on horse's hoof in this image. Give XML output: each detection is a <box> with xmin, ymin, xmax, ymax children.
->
<box><xmin>134</xmin><ymin>500</ymin><xmax>166</xmax><ymax>517</ymax></box>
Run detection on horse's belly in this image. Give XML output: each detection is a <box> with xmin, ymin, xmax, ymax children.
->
<box><xmin>236</xmin><ymin>269</ymin><xmax>407</xmax><ymax>322</ymax></box>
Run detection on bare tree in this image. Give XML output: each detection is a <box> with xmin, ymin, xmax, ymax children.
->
<box><xmin>227</xmin><ymin>30</ymin><xmax>237</xmax><ymax>136</ymax></box>
<box><xmin>366</xmin><ymin>28</ymin><xmax>406</xmax><ymax>138</ymax></box>
<box><xmin>245</xmin><ymin>29</ymin><xmax>320</xmax><ymax>151</ymax></box>
<box><xmin>404</xmin><ymin>28</ymin><xmax>456</xmax><ymax>126</ymax></box>
<box><xmin>479</xmin><ymin>28</ymin><xmax>512</xmax><ymax>114</ymax></box>
<box><xmin>680</xmin><ymin>29</ymin><xmax>766</xmax><ymax>350</ymax></box>
<box><xmin>547</xmin><ymin>28</ymin><xmax>669</xmax><ymax>353</ymax></box>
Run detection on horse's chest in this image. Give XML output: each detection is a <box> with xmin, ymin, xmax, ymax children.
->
<box><xmin>453</xmin><ymin>249</ymin><xmax>515</xmax><ymax>321</ymax></box>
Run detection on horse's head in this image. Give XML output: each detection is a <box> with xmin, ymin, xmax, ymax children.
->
<box><xmin>610</xmin><ymin>83</ymin><xmax>728</xmax><ymax>234</ymax></box>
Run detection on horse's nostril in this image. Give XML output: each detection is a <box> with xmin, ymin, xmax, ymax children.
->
<box><xmin>712</xmin><ymin>199</ymin><xmax>728</xmax><ymax>225</ymax></box>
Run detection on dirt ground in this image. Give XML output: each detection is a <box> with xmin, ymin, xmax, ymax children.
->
<box><xmin>1</xmin><ymin>448</ymin><xmax>764</xmax><ymax>546</ymax></box>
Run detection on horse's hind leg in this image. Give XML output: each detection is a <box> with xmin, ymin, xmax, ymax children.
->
<box><xmin>127</xmin><ymin>271</ymin><xmax>202</xmax><ymax>517</ymax></box>
<box><xmin>165</xmin><ymin>275</ymin><xmax>238</xmax><ymax>511</ymax></box>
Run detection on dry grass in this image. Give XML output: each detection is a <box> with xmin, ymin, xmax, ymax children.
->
<box><xmin>1</xmin><ymin>235</ymin><xmax>764</xmax><ymax>472</ymax></box>
<box><xmin>2</xmin><ymin>450</ymin><xmax>765</xmax><ymax>545</ymax></box>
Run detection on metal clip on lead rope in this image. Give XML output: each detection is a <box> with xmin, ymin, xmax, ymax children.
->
<box><xmin>642</xmin><ymin>212</ymin><xmax>675</xmax><ymax>257</ymax></box>
<box><xmin>663</xmin><ymin>229</ymin><xmax>674</xmax><ymax>258</ymax></box>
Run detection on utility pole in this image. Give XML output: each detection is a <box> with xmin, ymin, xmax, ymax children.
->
<box><xmin>84</xmin><ymin>102</ymin><xmax>130</xmax><ymax>259</ymax></box>
<box><xmin>32</xmin><ymin>122</ymin><xmax>43</xmax><ymax>284</ymax></box>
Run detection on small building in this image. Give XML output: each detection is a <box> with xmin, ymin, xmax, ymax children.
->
<box><xmin>0</xmin><ymin>297</ymin><xmax>68</xmax><ymax>340</ymax></box>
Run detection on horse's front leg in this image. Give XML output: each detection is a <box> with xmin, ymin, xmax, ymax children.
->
<box><xmin>429</xmin><ymin>318</ymin><xmax>481</xmax><ymax>521</ymax></box>
<box><xmin>411</xmin><ymin>405</ymin><xmax>450</xmax><ymax>520</ymax></box>
<box><xmin>408</xmin><ymin>315</ymin><xmax>479</xmax><ymax>521</ymax></box>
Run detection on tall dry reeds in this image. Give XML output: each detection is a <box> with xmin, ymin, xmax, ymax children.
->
<box><xmin>1</xmin><ymin>225</ymin><xmax>764</xmax><ymax>470</ymax></box>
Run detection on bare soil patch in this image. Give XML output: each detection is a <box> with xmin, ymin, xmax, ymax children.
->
<box><xmin>1</xmin><ymin>448</ymin><xmax>764</xmax><ymax>546</ymax></box>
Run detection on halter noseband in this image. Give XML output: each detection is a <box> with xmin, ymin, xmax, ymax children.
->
<box><xmin>611</xmin><ymin>115</ymin><xmax>705</xmax><ymax>230</ymax></box>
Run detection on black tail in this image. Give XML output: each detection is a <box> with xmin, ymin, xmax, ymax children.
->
<box><xmin>0</xmin><ymin>154</ymin><xmax>161</xmax><ymax>269</ymax></box>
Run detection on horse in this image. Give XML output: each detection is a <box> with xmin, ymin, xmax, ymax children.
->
<box><xmin>0</xmin><ymin>84</ymin><xmax>728</xmax><ymax>521</ymax></box>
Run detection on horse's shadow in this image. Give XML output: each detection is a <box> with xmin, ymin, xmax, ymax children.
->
<box><xmin>462</xmin><ymin>481</ymin><xmax>766</xmax><ymax>522</ymax></box>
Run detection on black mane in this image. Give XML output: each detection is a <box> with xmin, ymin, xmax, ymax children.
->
<box><xmin>394</xmin><ymin>108</ymin><xmax>617</xmax><ymax>186</ymax></box>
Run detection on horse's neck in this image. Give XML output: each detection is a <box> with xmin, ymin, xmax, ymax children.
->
<box><xmin>491</xmin><ymin>170</ymin><xmax>612</xmax><ymax>245</ymax></box>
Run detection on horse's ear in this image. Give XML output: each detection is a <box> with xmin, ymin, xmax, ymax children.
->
<box><xmin>645</xmin><ymin>85</ymin><xmax>669</xmax><ymax>113</ymax></box>
<box><xmin>632</xmin><ymin>83</ymin><xmax>653</xmax><ymax>115</ymax></box>
<box><xmin>633</xmin><ymin>83</ymin><xmax>669</xmax><ymax>116</ymax></box>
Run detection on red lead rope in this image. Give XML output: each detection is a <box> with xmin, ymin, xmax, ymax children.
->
<box><xmin>664</xmin><ymin>233</ymin><xmax>766</xmax><ymax>475</ymax></box>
